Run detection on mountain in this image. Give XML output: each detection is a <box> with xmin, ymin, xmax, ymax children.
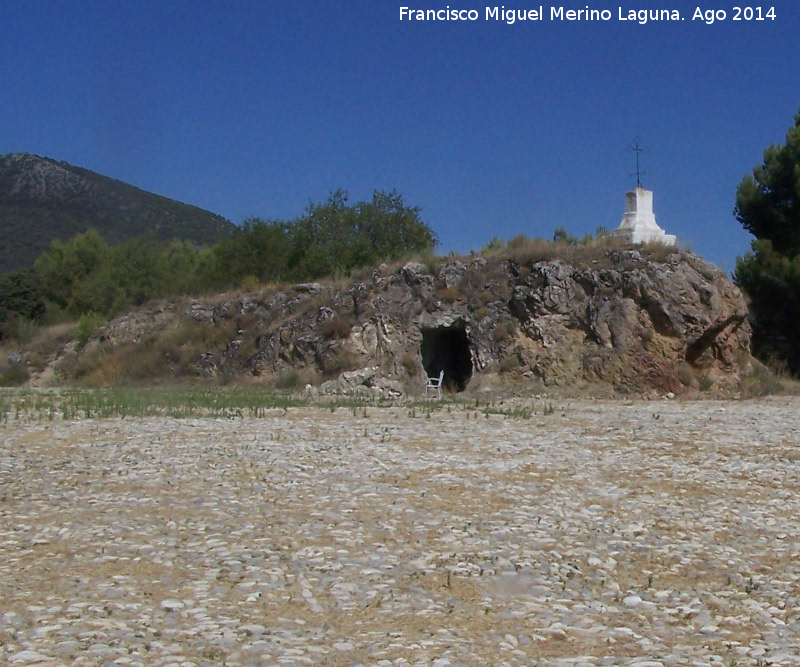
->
<box><xmin>0</xmin><ymin>153</ymin><xmax>238</xmax><ymax>274</ymax></box>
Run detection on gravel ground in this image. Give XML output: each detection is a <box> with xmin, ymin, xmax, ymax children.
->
<box><xmin>1</xmin><ymin>397</ymin><xmax>799</xmax><ymax>667</ymax></box>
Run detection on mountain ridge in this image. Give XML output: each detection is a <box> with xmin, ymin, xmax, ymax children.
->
<box><xmin>0</xmin><ymin>153</ymin><xmax>238</xmax><ymax>274</ymax></box>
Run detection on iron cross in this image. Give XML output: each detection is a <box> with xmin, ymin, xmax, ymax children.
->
<box><xmin>627</xmin><ymin>138</ymin><xmax>649</xmax><ymax>188</ymax></box>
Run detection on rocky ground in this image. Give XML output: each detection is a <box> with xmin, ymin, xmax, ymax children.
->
<box><xmin>1</xmin><ymin>397</ymin><xmax>799</xmax><ymax>666</ymax></box>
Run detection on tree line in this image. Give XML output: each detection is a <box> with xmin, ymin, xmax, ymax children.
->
<box><xmin>0</xmin><ymin>189</ymin><xmax>437</xmax><ymax>336</ymax></box>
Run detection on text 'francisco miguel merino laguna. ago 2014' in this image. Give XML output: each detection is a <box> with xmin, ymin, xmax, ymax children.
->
<box><xmin>398</xmin><ymin>6</ymin><xmax>777</xmax><ymax>24</ymax></box>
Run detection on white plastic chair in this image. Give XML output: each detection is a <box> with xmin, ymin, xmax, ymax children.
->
<box><xmin>425</xmin><ymin>370</ymin><xmax>444</xmax><ymax>399</ymax></box>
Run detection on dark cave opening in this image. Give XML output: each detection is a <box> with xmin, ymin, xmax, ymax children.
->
<box><xmin>420</xmin><ymin>325</ymin><xmax>473</xmax><ymax>393</ymax></box>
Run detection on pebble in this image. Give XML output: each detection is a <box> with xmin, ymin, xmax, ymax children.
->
<box><xmin>9</xmin><ymin>650</ymin><xmax>54</xmax><ymax>664</ymax></box>
<box><xmin>2</xmin><ymin>397</ymin><xmax>800</xmax><ymax>665</ymax></box>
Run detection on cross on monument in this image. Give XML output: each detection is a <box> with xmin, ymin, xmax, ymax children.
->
<box><xmin>627</xmin><ymin>138</ymin><xmax>648</xmax><ymax>188</ymax></box>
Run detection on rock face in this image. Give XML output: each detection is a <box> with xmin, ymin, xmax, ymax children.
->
<box><xmin>82</xmin><ymin>249</ymin><xmax>750</xmax><ymax>396</ymax></box>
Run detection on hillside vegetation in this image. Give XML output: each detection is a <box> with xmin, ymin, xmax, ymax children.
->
<box><xmin>0</xmin><ymin>153</ymin><xmax>237</xmax><ymax>274</ymax></box>
<box><xmin>2</xmin><ymin>229</ymin><xmax>783</xmax><ymax>398</ymax></box>
<box><xmin>0</xmin><ymin>188</ymin><xmax>437</xmax><ymax>341</ymax></box>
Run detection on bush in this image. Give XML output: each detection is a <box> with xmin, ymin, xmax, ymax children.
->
<box><xmin>401</xmin><ymin>352</ymin><xmax>419</xmax><ymax>377</ymax></box>
<box><xmin>239</xmin><ymin>274</ymin><xmax>261</xmax><ymax>292</ymax></box>
<box><xmin>698</xmin><ymin>373</ymin><xmax>715</xmax><ymax>392</ymax></box>
<box><xmin>322</xmin><ymin>348</ymin><xmax>358</xmax><ymax>377</ymax></box>
<box><xmin>499</xmin><ymin>354</ymin><xmax>522</xmax><ymax>374</ymax></box>
<box><xmin>0</xmin><ymin>363</ymin><xmax>29</xmax><ymax>387</ymax></box>
<box><xmin>320</xmin><ymin>316</ymin><xmax>352</xmax><ymax>340</ymax></box>
<box><xmin>494</xmin><ymin>321</ymin><xmax>517</xmax><ymax>343</ymax></box>
<box><xmin>438</xmin><ymin>286</ymin><xmax>459</xmax><ymax>303</ymax></box>
<box><xmin>76</xmin><ymin>312</ymin><xmax>107</xmax><ymax>346</ymax></box>
<box><xmin>1</xmin><ymin>316</ymin><xmax>38</xmax><ymax>343</ymax></box>
<box><xmin>740</xmin><ymin>358</ymin><xmax>785</xmax><ymax>397</ymax></box>
<box><xmin>275</xmin><ymin>368</ymin><xmax>300</xmax><ymax>390</ymax></box>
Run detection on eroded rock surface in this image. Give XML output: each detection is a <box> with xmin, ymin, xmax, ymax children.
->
<box><xmin>64</xmin><ymin>250</ymin><xmax>750</xmax><ymax>395</ymax></box>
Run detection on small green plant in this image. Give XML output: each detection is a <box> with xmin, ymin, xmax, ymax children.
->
<box><xmin>76</xmin><ymin>311</ymin><xmax>106</xmax><ymax>346</ymax></box>
<box><xmin>238</xmin><ymin>274</ymin><xmax>261</xmax><ymax>292</ymax></box>
<box><xmin>553</xmin><ymin>226</ymin><xmax>579</xmax><ymax>244</ymax></box>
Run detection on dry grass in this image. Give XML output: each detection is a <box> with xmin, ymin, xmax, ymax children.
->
<box><xmin>479</xmin><ymin>233</ymin><xmax>683</xmax><ymax>271</ymax></box>
<box><xmin>739</xmin><ymin>357</ymin><xmax>800</xmax><ymax>397</ymax></box>
<box><xmin>61</xmin><ymin>317</ymin><xmax>242</xmax><ymax>386</ymax></box>
<box><xmin>401</xmin><ymin>352</ymin><xmax>419</xmax><ymax>377</ymax></box>
<box><xmin>319</xmin><ymin>315</ymin><xmax>353</xmax><ymax>340</ymax></box>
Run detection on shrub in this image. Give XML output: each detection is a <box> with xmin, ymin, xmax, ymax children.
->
<box><xmin>494</xmin><ymin>321</ymin><xmax>516</xmax><ymax>343</ymax></box>
<box><xmin>320</xmin><ymin>316</ymin><xmax>352</xmax><ymax>340</ymax></box>
<box><xmin>323</xmin><ymin>348</ymin><xmax>358</xmax><ymax>377</ymax></box>
<box><xmin>698</xmin><ymin>373</ymin><xmax>715</xmax><ymax>392</ymax></box>
<box><xmin>677</xmin><ymin>362</ymin><xmax>695</xmax><ymax>387</ymax></box>
<box><xmin>740</xmin><ymin>358</ymin><xmax>785</xmax><ymax>397</ymax></box>
<box><xmin>439</xmin><ymin>286</ymin><xmax>459</xmax><ymax>303</ymax></box>
<box><xmin>76</xmin><ymin>312</ymin><xmax>106</xmax><ymax>346</ymax></box>
<box><xmin>499</xmin><ymin>354</ymin><xmax>522</xmax><ymax>374</ymax></box>
<box><xmin>0</xmin><ymin>363</ymin><xmax>29</xmax><ymax>387</ymax></box>
<box><xmin>239</xmin><ymin>274</ymin><xmax>261</xmax><ymax>292</ymax></box>
<box><xmin>639</xmin><ymin>241</ymin><xmax>681</xmax><ymax>263</ymax></box>
<box><xmin>275</xmin><ymin>368</ymin><xmax>300</xmax><ymax>390</ymax></box>
<box><xmin>401</xmin><ymin>352</ymin><xmax>419</xmax><ymax>377</ymax></box>
<box><xmin>1</xmin><ymin>316</ymin><xmax>39</xmax><ymax>343</ymax></box>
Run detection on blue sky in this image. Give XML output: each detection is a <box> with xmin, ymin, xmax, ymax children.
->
<box><xmin>2</xmin><ymin>1</ymin><xmax>798</xmax><ymax>271</ymax></box>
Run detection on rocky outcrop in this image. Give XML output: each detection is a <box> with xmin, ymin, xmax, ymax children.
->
<box><xmin>76</xmin><ymin>249</ymin><xmax>750</xmax><ymax>396</ymax></box>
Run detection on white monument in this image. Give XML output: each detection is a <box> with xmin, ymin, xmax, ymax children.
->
<box><xmin>613</xmin><ymin>187</ymin><xmax>676</xmax><ymax>246</ymax></box>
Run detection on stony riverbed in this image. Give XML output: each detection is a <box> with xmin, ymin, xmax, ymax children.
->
<box><xmin>1</xmin><ymin>397</ymin><xmax>799</xmax><ymax>666</ymax></box>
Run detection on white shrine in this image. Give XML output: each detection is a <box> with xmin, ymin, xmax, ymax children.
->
<box><xmin>613</xmin><ymin>187</ymin><xmax>676</xmax><ymax>246</ymax></box>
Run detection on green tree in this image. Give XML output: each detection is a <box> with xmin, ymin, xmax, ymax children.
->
<box><xmin>206</xmin><ymin>218</ymin><xmax>290</xmax><ymax>288</ymax></box>
<box><xmin>34</xmin><ymin>229</ymin><xmax>109</xmax><ymax>311</ymax></box>
<box><xmin>734</xmin><ymin>109</ymin><xmax>800</xmax><ymax>373</ymax></box>
<box><xmin>0</xmin><ymin>269</ymin><xmax>46</xmax><ymax>338</ymax></box>
<box><xmin>287</xmin><ymin>189</ymin><xmax>438</xmax><ymax>279</ymax></box>
<box><xmin>33</xmin><ymin>230</ymin><xmax>204</xmax><ymax>318</ymax></box>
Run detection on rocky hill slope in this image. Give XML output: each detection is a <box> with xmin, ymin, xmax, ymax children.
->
<box><xmin>0</xmin><ymin>153</ymin><xmax>237</xmax><ymax>274</ymax></box>
<box><xmin>56</xmin><ymin>245</ymin><xmax>751</xmax><ymax>396</ymax></box>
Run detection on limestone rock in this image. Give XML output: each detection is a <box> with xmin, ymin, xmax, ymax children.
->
<box><xmin>58</xmin><ymin>248</ymin><xmax>751</xmax><ymax>396</ymax></box>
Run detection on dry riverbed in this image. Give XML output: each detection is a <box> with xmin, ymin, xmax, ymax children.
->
<box><xmin>1</xmin><ymin>397</ymin><xmax>800</xmax><ymax>666</ymax></box>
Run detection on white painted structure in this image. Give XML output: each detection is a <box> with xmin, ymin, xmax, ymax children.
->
<box><xmin>613</xmin><ymin>187</ymin><xmax>676</xmax><ymax>246</ymax></box>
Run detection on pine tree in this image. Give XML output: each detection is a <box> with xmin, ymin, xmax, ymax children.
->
<box><xmin>734</xmin><ymin>109</ymin><xmax>800</xmax><ymax>373</ymax></box>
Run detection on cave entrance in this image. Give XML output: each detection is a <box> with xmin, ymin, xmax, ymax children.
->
<box><xmin>420</xmin><ymin>325</ymin><xmax>473</xmax><ymax>393</ymax></box>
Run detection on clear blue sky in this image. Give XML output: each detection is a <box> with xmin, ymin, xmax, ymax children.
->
<box><xmin>2</xmin><ymin>1</ymin><xmax>798</xmax><ymax>271</ymax></box>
